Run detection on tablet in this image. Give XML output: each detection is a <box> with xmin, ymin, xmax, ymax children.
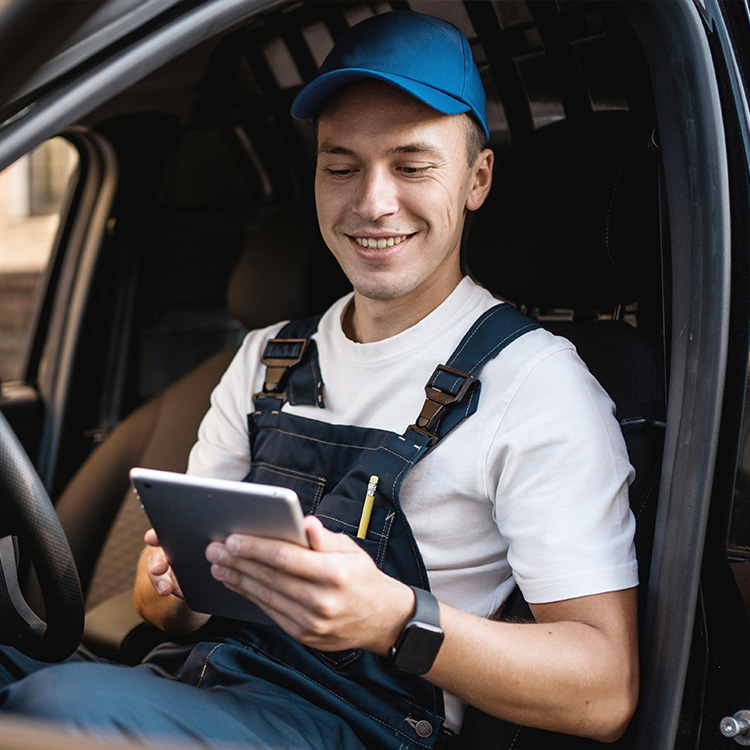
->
<box><xmin>129</xmin><ymin>467</ymin><xmax>308</xmax><ymax>623</ymax></box>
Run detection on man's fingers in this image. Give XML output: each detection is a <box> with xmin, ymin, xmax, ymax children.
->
<box><xmin>205</xmin><ymin>526</ymin><xmax>358</xmax><ymax>592</ymax></box>
<box><xmin>144</xmin><ymin>528</ymin><xmax>160</xmax><ymax>546</ymax></box>
<box><xmin>205</xmin><ymin>535</ymin><xmax>348</xmax><ymax>619</ymax></box>
<box><xmin>209</xmin><ymin>533</ymin><xmax>306</xmax><ymax>575</ymax></box>
<box><xmin>148</xmin><ymin>548</ymin><xmax>170</xmax><ymax>576</ymax></box>
<box><xmin>210</xmin><ymin>556</ymin><xmax>317</xmax><ymax>627</ymax></box>
<box><xmin>203</xmin><ymin>523</ymin><xmax>390</xmax><ymax>651</ymax></box>
<box><xmin>145</xmin><ymin>545</ymin><xmax>183</xmax><ymax>597</ymax></box>
<box><xmin>211</xmin><ymin>560</ymin><xmax>349</xmax><ymax>646</ymax></box>
<box><xmin>207</xmin><ymin>543</ymin><xmax>300</xmax><ymax>595</ymax></box>
<box><xmin>214</xmin><ymin>518</ymin><xmax>357</xmax><ymax>565</ymax></box>
<box><xmin>304</xmin><ymin>515</ymin><xmax>359</xmax><ymax>553</ymax></box>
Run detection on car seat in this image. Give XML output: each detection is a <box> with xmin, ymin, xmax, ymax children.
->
<box><xmin>458</xmin><ymin>112</ymin><xmax>666</xmax><ymax>748</ymax></box>
<box><xmin>44</xmin><ymin>202</ymin><xmax>347</xmax><ymax>657</ymax></box>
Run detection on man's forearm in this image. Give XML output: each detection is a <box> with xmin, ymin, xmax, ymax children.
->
<box><xmin>425</xmin><ymin>589</ymin><xmax>638</xmax><ymax>743</ymax></box>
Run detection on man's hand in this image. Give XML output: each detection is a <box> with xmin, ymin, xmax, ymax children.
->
<box><xmin>133</xmin><ymin>529</ymin><xmax>210</xmax><ymax>634</ymax></box>
<box><xmin>205</xmin><ymin>515</ymin><xmax>414</xmax><ymax>655</ymax></box>
<box><xmin>143</xmin><ymin>527</ymin><xmax>184</xmax><ymax>598</ymax></box>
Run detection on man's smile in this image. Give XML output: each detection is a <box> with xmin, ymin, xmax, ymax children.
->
<box><xmin>351</xmin><ymin>234</ymin><xmax>411</xmax><ymax>250</ymax></box>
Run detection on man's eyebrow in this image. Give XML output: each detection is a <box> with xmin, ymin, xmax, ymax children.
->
<box><xmin>318</xmin><ymin>143</ymin><xmax>354</xmax><ymax>156</ymax></box>
<box><xmin>388</xmin><ymin>142</ymin><xmax>440</xmax><ymax>155</ymax></box>
<box><xmin>317</xmin><ymin>141</ymin><xmax>442</xmax><ymax>156</ymax></box>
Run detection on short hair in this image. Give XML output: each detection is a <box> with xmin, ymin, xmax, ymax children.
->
<box><xmin>463</xmin><ymin>114</ymin><xmax>489</xmax><ymax>166</ymax></box>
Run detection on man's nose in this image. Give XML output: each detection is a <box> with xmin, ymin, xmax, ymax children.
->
<box><xmin>352</xmin><ymin>167</ymin><xmax>398</xmax><ymax>222</ymax></box>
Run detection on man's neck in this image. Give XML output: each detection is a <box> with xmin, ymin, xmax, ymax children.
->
<box><xmin>342</xmin><ymin>275</ymin><xmax>464</xmax><ymax>344</ymax></box>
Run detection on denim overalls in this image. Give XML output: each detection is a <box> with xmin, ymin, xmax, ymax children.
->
<box><xmin>198</xmin><ymin>303</ymin><xmax>539</xmax><ymax>749</ymax></box>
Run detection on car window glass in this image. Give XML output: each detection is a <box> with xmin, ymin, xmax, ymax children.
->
<box><xmin>0</xmin><ymin>137</ymin><xmax>77</xmax><ymax>382</ymax></box>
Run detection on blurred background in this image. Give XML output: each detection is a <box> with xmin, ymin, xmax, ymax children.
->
<box><xmin>0</xmin><ymin>138</ymin><xmax>77</xmax><ymax>381</ymax></box>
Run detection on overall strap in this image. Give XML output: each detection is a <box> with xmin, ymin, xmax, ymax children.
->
<box><xmin>255</xmin><ymin>315</ymin><xmax>324</xmax><ymax>408</ymax></box>
<box><xmin>256</xmin><ymin>303</ymin><xmax>540</xmax><ymax>436</ymax></box>
<box><xmin>407</xmin><ymin>303</ymin><xmax>540</xmax><ymax>447</ymax></box>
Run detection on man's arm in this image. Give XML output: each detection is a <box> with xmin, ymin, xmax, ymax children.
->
<box><xmin>134</xmin><ymin>528</ymin><xmax>211</xmax><ymax>634</ymax></box>
<box><xmin>430</xmin><ymin>589</ymin><xmax>638</xmax><ymax>742</ymax></box>
<box><xmin>205</xmin><ymin>516</ymin><xmax>638</xmax><ymax>743</ymax></box>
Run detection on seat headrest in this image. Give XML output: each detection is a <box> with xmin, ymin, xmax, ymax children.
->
<box><xmin>466</xmin><ymin>112</ymin><xmax>659</xmax><ymax>312</ymax></box>
<box><xmin>226</xmin><ymin>204</ymin><xmax>350</xmax><ymax>329</ymax></box>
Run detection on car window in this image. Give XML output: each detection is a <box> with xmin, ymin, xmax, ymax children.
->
<box><xmin>0</xmin><ymin>137</ymin><xmax>77</xmax><ymax>382</ymax></box>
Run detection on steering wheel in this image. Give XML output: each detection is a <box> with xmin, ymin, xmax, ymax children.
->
<box><xmin>0</xmin><ymin>411</ymin><xmax>84</xmax><ymax>662</ymax></box>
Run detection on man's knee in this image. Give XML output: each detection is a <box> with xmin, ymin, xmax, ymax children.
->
<box><xmin>0</xmin><ymin>662</ymin><xmax>145</xmax><ymax>725</ymax></box>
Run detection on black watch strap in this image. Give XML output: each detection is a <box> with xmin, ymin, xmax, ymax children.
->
<box><xmin>411</xmin><ymin>585</ymin><xmax>440</xmax><ymax>624</ymax></box>
<box><xmin>390</xmin><ymin>586</ymin><xmax>444</xmax><ymax>675</ymax></box>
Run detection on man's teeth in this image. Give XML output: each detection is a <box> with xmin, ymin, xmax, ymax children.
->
<box><xmin>354</xmin><ymin>235</ymin><xmax>408</xmax><ymax>250</ymax></box>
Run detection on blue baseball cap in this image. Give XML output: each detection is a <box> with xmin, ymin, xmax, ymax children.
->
<box><xmin>290</xmin><ymin>11</ymin><xmax>489</xmax><ymax>140</ymax></box>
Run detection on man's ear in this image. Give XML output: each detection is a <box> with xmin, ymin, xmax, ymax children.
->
<box><xmin>466</xmin><ymin>148</ymin><xmax>494</xmax><ymax>212</ymax></box>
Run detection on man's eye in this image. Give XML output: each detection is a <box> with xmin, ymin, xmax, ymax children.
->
<box><xmin>399</xmin><ymin>166</ymin><xmax>429</xmax><ymax>175</ymax></box>
<box><xmin>327</xmin><ymin>168</ymin><xmax>353</xmax><ymax>176</ymax></box>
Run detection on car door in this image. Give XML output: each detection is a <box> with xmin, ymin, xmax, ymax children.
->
<box><xmin>0</xmin><ymin>0</ymin><xmax>238</xmax><ymax>493</ymax></box>
<box><xmin>0</xmin><ymin>3</ymin><xmax>749</xmax><ymax>749</ymax></box>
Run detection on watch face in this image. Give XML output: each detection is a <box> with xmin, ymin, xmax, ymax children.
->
<box><xmin>395</xmin><ymin>623</ymin><xmax>445</xmax><ymax>674</ymax></box>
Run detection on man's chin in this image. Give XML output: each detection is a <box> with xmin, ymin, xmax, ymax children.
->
<box><xmin>351</xmin><ymin>280</ymin><xmax>413</xmax><ymax>303</ymax></box>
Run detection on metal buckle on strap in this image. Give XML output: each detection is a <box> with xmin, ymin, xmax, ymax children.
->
<box><xmin>259</xmin><ymin>338</ymin><xmax>309</xmax><ymax>396</ymax></box>
<box><xmin>409</xmin><ymin>365</ymin><xmax>476</xmax><ymax>444</ymax></box>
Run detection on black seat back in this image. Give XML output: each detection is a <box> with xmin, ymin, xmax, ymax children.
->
<box><xmin>459</xmin><ymin>112</ymin><xmax>665</xmax><ymax>749</ymax></box>
<box><xmin>467</xmin><ymin>111</ymin><xmax>664</xmax><ymax>590</ymax></box>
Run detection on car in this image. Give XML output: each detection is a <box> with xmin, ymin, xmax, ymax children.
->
<box><xmin>0</xmin><ymin>1</ymin><xmax>749</xmax><ymax>748</ymax></box>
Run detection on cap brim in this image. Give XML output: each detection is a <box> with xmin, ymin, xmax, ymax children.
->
<box><xmin>291</xmin><ymin>68</ymin><xmax>471</xmax><ymax>121</ymax></box>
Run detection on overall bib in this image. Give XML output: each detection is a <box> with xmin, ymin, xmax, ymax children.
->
<box><xmin>187</xmin><ymin>302</ymin><xmax>538</xmax><ymax>749</ymax></box>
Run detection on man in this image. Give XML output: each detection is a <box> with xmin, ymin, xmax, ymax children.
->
<box><xmin>0</xmin><ymin>10</ymin><xmax>638</xmax><ymax>748</ymax></box>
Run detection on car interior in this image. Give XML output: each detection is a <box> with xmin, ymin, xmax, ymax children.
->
<box><xmin>1</xmin><ymin>1</ymin><xmax>749</xmax><ymax>748</ymax></box>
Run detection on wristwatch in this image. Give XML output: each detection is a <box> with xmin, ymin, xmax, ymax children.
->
<box><xmin>390</xmin><ymin>586</ymin><xmax>444</xmax><ymax>674</ymax></box>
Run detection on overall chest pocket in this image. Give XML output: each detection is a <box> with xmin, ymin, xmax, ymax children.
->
<box><xmin>313</xmin><ymin>491</ymin><xmax>396</xmax><ymax>571</ymax></box>
<box><xmin>246</xmin><ymin>409</ymin><xmax>389</xmax><ymax>516</ymax></box>
<box><xmin>246</xmin><ymin>462</ymin><xmax>326</xmax><ymax>515</ymax></box>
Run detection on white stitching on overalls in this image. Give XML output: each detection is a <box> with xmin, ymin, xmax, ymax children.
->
<box><xmin>507</xmin><ymin>724</ymin><xmax>523</xmax><ymax>749</ymax></box>
<box><xmin>315</xmin><ymin>514</ymin><xmax>387</xmax><ymax>539</ymax></box>
<box><xmin>473</xmin><ymin>323</ymin><xmax>539</xmax><ymax>371</ymax></box>
<box><xmin>251</xmin><ymin>462</ymin><xmax>325</xmax><ymax>484</ymax></box>
<box><xmin>448</xmin><ymin>305</ymin><xmax>505</xmax><ymax>361</ymax></box>
<box><xmin>196</xmin><ymin>643</ymin><xmax>223</xmax><ymax>687</ymax></box>
<box><xmin>383</xmin><ymin>445</ymin><xmax>419</xmax><ymax>463</ymax></box>
<box><xmin>262</xmin><ymin>426</ymin><xmax>381</xmax><ymax>451</ymax></box>
<box><xmin>448</xmin><ymin>305</ymin><xmax>538</xmax><ymax>371</ymax></box>
<box><xmin>316</xmin><ymin>648</ymin><xmax>362</xmax><ymax>670</ymax></box>
<box><xmin>375</xmin><ymin>511</ymin><xmax>396</xmax><ymax>569</ymax></box>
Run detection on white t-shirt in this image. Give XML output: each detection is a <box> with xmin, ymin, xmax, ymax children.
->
<box><xmin>188</xmin><ymin>276</ymin><xmax>638</xmax><ymax>729</ymax></box>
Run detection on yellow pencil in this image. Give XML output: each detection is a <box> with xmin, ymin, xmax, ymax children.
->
<box><xmin>356</xmin><ymin>475</ymin><xmax>379</xmax><ymax>539</ymax></box>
